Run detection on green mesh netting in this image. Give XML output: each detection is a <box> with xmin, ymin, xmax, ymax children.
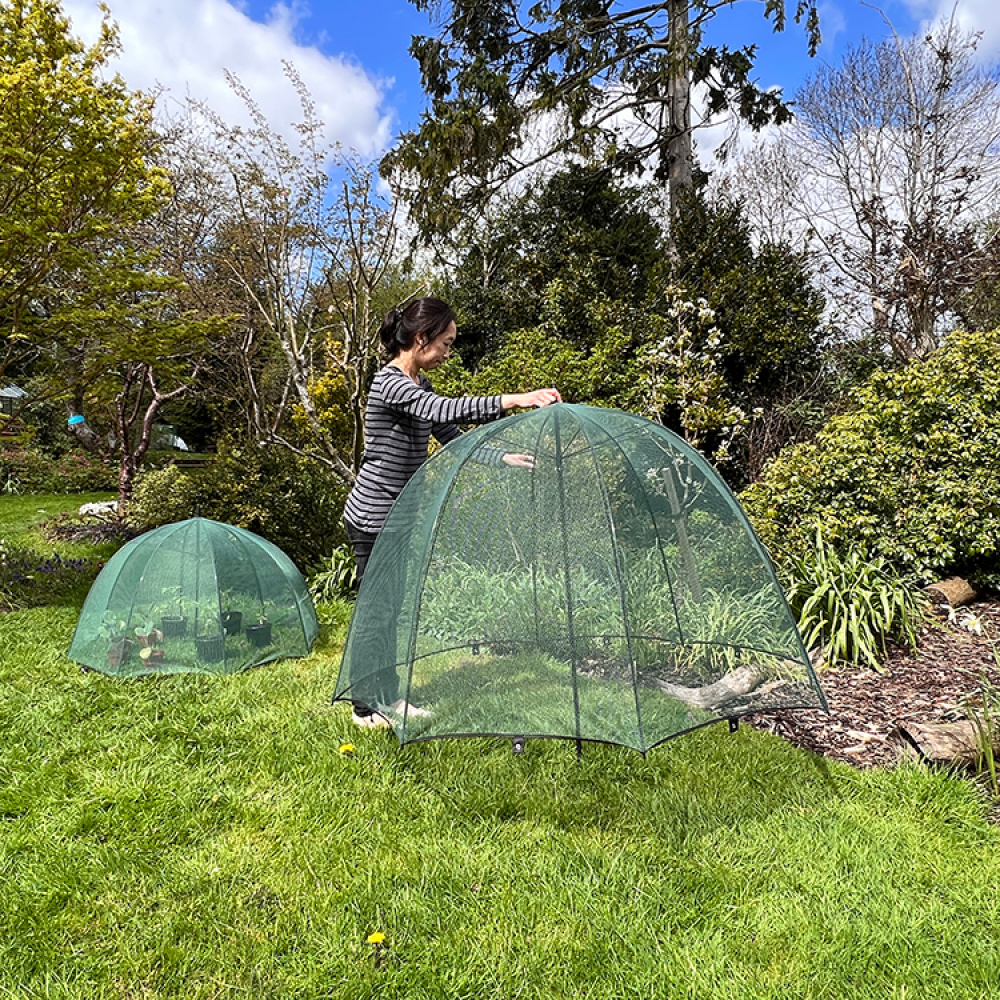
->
<box><xmin>335</xmin><ymin>404</ymin><xmax>826</xmax><ymax>754</ymax></box>
<box><xmin>68</xmin><ymin>517</ymin><xmax>318</xmax><ymax>676</ymax></box>
<box><xmin>334</xmin><ymin>404</ymin><xmax>826</xmax><ymax>753</ymax></box>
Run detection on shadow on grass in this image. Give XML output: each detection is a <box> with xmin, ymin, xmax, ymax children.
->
<box><xmin>385</xmin><ymin>702</ymin><xmax>842</xmax><ymax>851</ymax></box>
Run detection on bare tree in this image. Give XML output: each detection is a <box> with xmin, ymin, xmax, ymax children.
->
<box><xmin>719</xmin><ymin>15</ymin><xmax>1000</xmax><ymax>360</ymax></box>
<box><xmin>173</xmin><ymin>64</ymin><xmax>402</xmax><ymax>484</ymax></box>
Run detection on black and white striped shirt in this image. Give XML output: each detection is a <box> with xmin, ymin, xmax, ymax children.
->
<box><xmin>343</xmin><ymin>364</ymin><xmax>504</xmax><ymax>533</ymax></box>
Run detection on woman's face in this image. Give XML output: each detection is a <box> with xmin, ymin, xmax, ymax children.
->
<box><xmin>415</xmin><ymin>320</ymin><xmax>457</xmax><ymax>371</ymax></box>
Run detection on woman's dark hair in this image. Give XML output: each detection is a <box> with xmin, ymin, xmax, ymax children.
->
<box><xmin>378</xmin><ymin>297</ymin><xmax>456</xmax><ymax>358</ymax></box>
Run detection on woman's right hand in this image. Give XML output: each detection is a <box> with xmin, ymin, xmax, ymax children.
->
<box><xmin>501</xmin><ymin>388</ymin><xmax>562</xmax><ymax>411</ymax></box>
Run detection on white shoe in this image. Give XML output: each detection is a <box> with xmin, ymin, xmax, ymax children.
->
<box><xmin>390</xmin><ymin>699</ymin><xmax>431</xmax><ymax>719</ymax></box>
<box><xmin>352</xmin><ymin>710</ymin><xmax>392</xmax><ymax>729</ymax></box>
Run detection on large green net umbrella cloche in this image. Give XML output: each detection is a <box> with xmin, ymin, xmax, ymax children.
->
<box><xmin>69</xmin><ymin>517</ymin><xmax>318</xmax><ymax>676</ymax></box>
<box><xmin>334</xmin><ymin>403</ymin><xmax>826</xmax><ymax>754</ymax></box>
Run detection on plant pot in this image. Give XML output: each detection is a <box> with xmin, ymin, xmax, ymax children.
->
<box><xmin>161</xmin><ymin>615</ymin><xmax>188</xmax><ymax>638</ymax></box>
<box><xmin>107</xmin><ymin>637</ymin><xmax>133</xmax><ymax>668</ymax></box>
<box><xmin>194</xmin><ymin>633</ymin><xmax>226</xmax><ymax>663</ymax></box>
<box><xmin>246</xmin><ymin>621</ymin><xmax>272</xmax><ymax>648</ymax></box>
<box><xmin>136</xmin><ymin>629</ymin><xmax>163</xmax><ymax>648</ymax></box>
<box><xmin>221</xmin><ymin>610</ymin><xmax>243</xmax><ymax>636</ymax></box>
<box><xmin>139</xmin><ymin>647</ymin><xmax>165</xmax><ymax>668</ymax></box>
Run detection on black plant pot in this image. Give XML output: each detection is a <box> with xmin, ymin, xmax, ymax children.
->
<box><xmin>221</xmin><ymin>611</ymin><xmax>243</xmax><ymax>636</ymax></box>
<box><xmin>161</xmin><ymin>615</ymin><xmax>188</xmax><ymax>638</ymax></box>
<box><xmin>194</xmin><ymin>633</ymin><xmax>226</xmax><ymax>663</ymax></box>
<box><xmin>246</xmin><ymin>621</ymin><xmax>272</xmax><ymax>648</ymax></box>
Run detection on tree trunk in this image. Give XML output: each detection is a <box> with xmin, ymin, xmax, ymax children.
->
<box><xmin>114</xmin><ymin>366</ymin><xmax>189</xmax><ymax>512</ymax></box>
<box><xmin>925</xmin><ymin>577</ymin><xmax>979</xmax><ymax>608</ymax></box>
<box><xmin>651</xmin><ymin>664</ymin><xmax>768</xmax><ymax>711</ymax></box>
<box><xmin>66</xmin><ymin>392</ymin><xmax>107</xmax><ymax>455</ymax></box>
<box><xmin>665</xmin><ymin>0</ymin><xmax>694</xmax><ymax>203</ymax></box>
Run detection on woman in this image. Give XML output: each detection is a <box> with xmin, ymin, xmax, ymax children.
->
<box><xmin>343</xmin><ymin>296</ymin><xmax>561</xmax><ymax>728</ymax></box>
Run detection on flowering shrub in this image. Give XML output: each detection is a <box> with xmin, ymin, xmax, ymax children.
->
<box><xmin>0</xmin><ymin>443</ymin><xmax>116</xmax><ymax>494</ymax></box>
<box><xmin>640</xmin><ymin>287</ymin><xmax>749</xmax><ymax>466</ymax></box>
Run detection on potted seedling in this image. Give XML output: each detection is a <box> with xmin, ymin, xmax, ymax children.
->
<box><xmin>245</xmin><ymin>610</ymin><xmax>272</xmax><ymax>649</ymax></box>
<box><xmin>133</xmin><ymin>619</ymin><xmax>163</xmax><ymax>647</ymax></box>
<box><xmin>139</xmin><ymin>646</ymin><xmax>165</xmax><ymax>667</ymax></box>
<box><xmin>159</xmin><ymin>586</ymin><xmax>188</xmax><ymax>637</ymax></box>
<box><xmin>193</xmin><ymin>598</ymin><xmax>226</xmax><ymax>663</ymax></box>
<box><xmin>219</xmin><ymin>589</ymin><xmax>244</xmax><ymax>636</ymax></box>
<box><xmin>221</xmin><ymin>609</ymin><xmax>243</xmax><ymax>636</ymax></box>
<box><xmin>194</xmin><ymin>631</ymin><xmax>226</xmax><ymax>663</ymax></box>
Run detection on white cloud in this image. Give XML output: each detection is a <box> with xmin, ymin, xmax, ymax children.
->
<box><xmin>62</xmin><ymin>0</ymin><xmax>394</xmax><ymax>156</ymax></box>
<box><xmin>901</xmin><ymin>0</ymin><xmax>1000</xmax><ymax>61</ymax></box>
<box><xmin>815</xmin><ymin>2</ymin><xmax>848</xmax><ymax>54</ymax></box>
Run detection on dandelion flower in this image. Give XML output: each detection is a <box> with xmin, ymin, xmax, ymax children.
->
<box><xmin>339</xmin><ymin>743</ymin><xmax>355</xmax><ymax>755</ymax></box>
<box><xmin>366</xmin><ymin>931</ymin><xmax>385</xmax><ymax>945</ymax></box>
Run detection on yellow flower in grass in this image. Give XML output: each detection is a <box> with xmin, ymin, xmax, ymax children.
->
<box><xmin>339</xmin><ymin>743</ymin><xmax>355</xmax><ymax>755</ymax></box>
<box><xmin>366</xmin><ymin>931</ymin><xmax>385</xmax><ymax>946</ymax></box>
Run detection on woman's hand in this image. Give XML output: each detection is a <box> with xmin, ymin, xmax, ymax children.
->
<box><xmin>502</xmin><ymin>452</ymin><xmax>536</xmax><ymax>469</ymax></box>
<box><xmin>500</xmin><ymin>387</ymin><xmax>562</xmax><ymax>411</ymax></box>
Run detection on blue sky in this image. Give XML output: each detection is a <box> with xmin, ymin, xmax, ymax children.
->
<box><xmin>61</xmin><ymin>0</ymin><xmax>996</xmax><ymax>158</ymax></box>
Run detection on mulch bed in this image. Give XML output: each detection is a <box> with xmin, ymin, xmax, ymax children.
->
<box><xmin>746</xmin><ymin>597</ymin><xmax>1000</xmax><ymax>770</ymax></box>
<box><xmin>41</xmin><ymin>511</ymin><xmax>137</xmax><ymax>545</ymax></box>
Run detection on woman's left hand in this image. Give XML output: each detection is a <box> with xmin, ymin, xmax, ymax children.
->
<box><xmin>502</xmin><ymin>452</ymin><xmax>536</xmax><ymax>469</ymax></box>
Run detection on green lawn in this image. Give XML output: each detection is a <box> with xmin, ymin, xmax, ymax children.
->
<box><xmin>1</xmin><ymin>500</ymin><xmax>999</xmax><ymax>998</ymax></box>
<box><xmin>0</xmin><ymin>491</ymin><xmax>116</xmax><ymax>551</ymax></box>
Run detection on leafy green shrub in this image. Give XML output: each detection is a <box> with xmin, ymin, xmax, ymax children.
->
<box><xmin>783</xmin><ymin>530</ymin><xmax>927</xmax><ymax>670</ymax></box>
<box><xmin>742</xmin><ymin>328</ymin><xmax>1000</xmax><ymax>585</ymax></box>
<box><xmin>0</xmin><ymin>442</ymin><xmax>116</xmax><ymax>494</ymax></box>
<box><xmin>127</xmin><ymin>443</ymin><xmax>349</xmax><ymax>572</ymax></box>
<box><xmin>308</xmin><ymin>544</ymin><xmax>358</xmax><ymax>602</ymax></box>
<box><xmin>125</xmin><ymin>464</ymin><xmax>199</xmax><ymax>525</ymax></box>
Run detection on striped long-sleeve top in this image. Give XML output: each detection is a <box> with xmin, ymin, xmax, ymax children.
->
<box><xmin>343</xmin><ymin>364</ymin><xmax>504</xmax><ymax>533</ymax></box>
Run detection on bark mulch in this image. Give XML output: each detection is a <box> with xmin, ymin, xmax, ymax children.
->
<box><xmin>746</xmin><ymin>597</ymin><xmax>1000</xmax><ymax>770</ymax></box>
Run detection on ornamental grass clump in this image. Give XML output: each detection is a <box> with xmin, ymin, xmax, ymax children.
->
<box><xmin>784</xmin><ymin>529</ymin><xmax>927</xmax><ymax>671</ymax></box>
<box><xmin>967</xmin><ymin>679</ymin><xmax>1000</xmax><ymax>800</ymax></box>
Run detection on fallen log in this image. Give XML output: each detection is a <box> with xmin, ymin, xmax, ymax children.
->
<box><xmin>651</xmin><ymin>665</ymin><xmax>768</xmax><ymax>712</ymax></box>
<box><xmin>924</xmin><ymin>577</ymin><xmax>979</xmax><ymax>608</ymax></box>
<box><xmin>890</xmin><ymin>718</ymin><xmax>996</xmax><ymax>767</ymax></box>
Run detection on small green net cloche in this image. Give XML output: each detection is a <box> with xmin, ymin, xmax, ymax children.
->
<box><xmin>69</xmin><ymin>517</ymin><xmax>318</xmax><ymax>676</ymax></box>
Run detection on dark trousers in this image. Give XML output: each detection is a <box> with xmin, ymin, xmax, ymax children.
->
<box><xmin>344</xmin><ymin>519</ymin><xmax>400</xmax><ymax>715</ymax></box>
